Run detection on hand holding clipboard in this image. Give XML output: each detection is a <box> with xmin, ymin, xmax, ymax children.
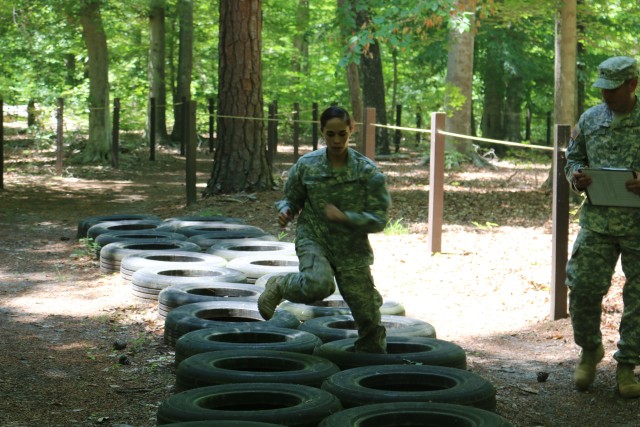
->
<box><xmin>578</xmin><ymin>168</ymin><xmax>640</xmax><ymax>208</ymax></box>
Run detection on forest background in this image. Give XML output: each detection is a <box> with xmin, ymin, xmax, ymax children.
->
<box><xmin>0</xmin><ymin>0</ymin><xmax>639</xmax><ymax>184</ymax></box>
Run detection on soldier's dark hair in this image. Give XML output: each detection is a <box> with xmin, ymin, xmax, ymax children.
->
<box><xmin>320</xmin><ymin>106</ymin><xmax>354</xmax><ymax>132</ymax></box>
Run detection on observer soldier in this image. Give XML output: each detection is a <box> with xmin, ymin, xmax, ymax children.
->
<box><xmin>565</xmin><ymin>56</ymin><xmax>640</xmax><ymax>398</ymax></box>
<box><xmin>258</xmin><ymin>106</ymin><xmax>390</xmax><ymax>354</ymax></box>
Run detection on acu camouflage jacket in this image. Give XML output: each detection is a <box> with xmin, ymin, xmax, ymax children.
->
<box><xmin>565</xmin><ymin>99</ymin><xmax>640</xmax><ymax>236</ymax></box>
<box><xmin>276</xmin><ymin>147</ymin><xmax>391</xmax><ymax>270</ymax></box>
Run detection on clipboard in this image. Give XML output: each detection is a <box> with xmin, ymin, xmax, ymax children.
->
<box><xmin>582</xmin><ymin>168</ymin><xmax>640</xmax><ymax>208</ymax></box>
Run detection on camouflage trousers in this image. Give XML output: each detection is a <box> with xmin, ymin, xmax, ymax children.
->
<box><xmin>566</xmin><ymin>228</ymin><xmax>640</xmax><ymax>365</ymax></box>
<box><xmin>276</xmin><ymin>237</ymin><xmax>387</xmax><ymax>353</ymax></box>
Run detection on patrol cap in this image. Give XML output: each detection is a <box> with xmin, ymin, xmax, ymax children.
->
<box><xmin>593</xmin><ymin>56</ymin><xmax>638</xmax><ymax>89</ymax></box>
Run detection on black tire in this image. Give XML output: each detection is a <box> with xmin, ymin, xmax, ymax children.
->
<box><xmin>174</xmin><ymin>325</ymin><xmax>322</xmax><ymax>366</ymax></box>
<box><xmin>163</xmin><ymin>222</ymin><xmax>265</xmax><ymax>238</ymax></box>
<box><xmin>86</xmin><ymin>219</ymin><xmax>163</xmax><ymax>240</ymax></box>
<box><xmin>95</xmin><ymin>230</ymin><xmax>186</xmax><ymax>247</ymax></box>
<box><xmin>318</xmin><ymin>402</ymin><xmax>513</xmax><ymax>427</ymax></box>
<box><xmin>161</xmin><ymin>421</ymin><xmax>285</xmax><ymax>427</ymax></box>
<box><xmin>156</xmin><ymin>383</ymin><xmax>342</xmax><ymax>426</ymax></box>
<box><xmin>77</xmin><ymin>213</ymin><xmax>161</xmax><ymax>239</ymax></box>
<box><xmin>175</xmin><ymin>349</ymin><xmax>340</xmax><ymax>390</ymax></box>
<box><xmin>120</xmin><ymin>250</ymin><xmax>227</xmax><ymax>284</ymax></box>
<box><xmin>161</xmin><ymin>216</ymin><xmax>246</xmax><ymax>229</ymax></box>
<box><xmin>99</xmin><ymin>239</ymin><xmax>202</xmax><ymax>274</ymax></box>
<box><xmin>321</xmin><ymin>364</ymin><xmax>496</xmax><ymax>411</ymax></box>
<box><xmin>226</xmin><ymin>255</ymin><xmax>299</xmax><ymax>283</ymax></box>
<box><xmin>207</xmin><ymin>240</ymin><xmax>296</xmax><ymax>261</ymax></box>
<box><xmin>279</xmin><ymin>295</ymin><xmax>405</xmax><ymax>321</ymax></box>
<box><xmin>313</xmin><ymin>336</ymin><xmax>467</xmax><ymax>370</ymax></box>
<box><xmin>130</xmin><ymin>264</ymin><xmax>247</xmax><ymax>301</ymax></box>
<box><xmin>298</xmin><ymin>314</ymin><xmax>436</xmax><ymax>343</ymax></box>
<box><xmin>188</xmin><ymin>233</ymin><xmax>277</xmax><ymax>251</ymax></box>
<box><xmin>163</xmin><ymin>300</ymin><xmax>301</xmax><ymax>347</ymax></box>
<box><xmin>158</xmin><ymin>282</ymin><xmax>263</xmax><ymax>317</ymax></box>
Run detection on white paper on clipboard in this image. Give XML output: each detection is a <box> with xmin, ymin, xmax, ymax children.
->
<box><xmin>582</xmin><ymin>168</ymin><xmax>640</xmax><ymax>208</ymax></box>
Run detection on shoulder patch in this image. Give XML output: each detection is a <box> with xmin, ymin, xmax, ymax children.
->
<box><xmin>571</xmin><ymin>125</ymin><xmax>581</xmax><ymax>140</ymax></box>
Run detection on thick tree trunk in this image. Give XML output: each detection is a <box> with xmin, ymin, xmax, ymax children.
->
<box><xmin>148</xmin><ymin>0</ymin><xmax>170</xmax><ymax>145</ymax></box>
<box><xmin>203</xmin><ymin>0</ymin><xmax>273</xmax><ymax>195</ymax></box>
<box><xmin>444</xmin><ymin>0</ymin><xmax>476</xmax><ymax>158</ymax></box>
<box><xmin>79</xmin><ymin>0</ymin><xmax>111</xmax><ymax>163</ymax></box>
<box><xmin>554</xmin><ymin>0</ymin><xmax>577</xmax><ymax>127</ymax></box>
<box><xmin>355</xmin><ymin>4</ymin><xmax>389</xmax><ymax>155</ymax></box>
<box><xmin>504</xmin><ymin>76</ymin><xmax>523</xmax><ymax>143</ymax></box>
<box><xmin>171</xmin><ymin>0</ymin><xmax>194</xmax><ymax>142</ymax></box>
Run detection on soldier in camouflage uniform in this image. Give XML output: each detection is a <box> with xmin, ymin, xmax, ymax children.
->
<box><xmin>565</xmin><ymin>56</ymin><xmax>640</xmax><ymax>397</ymax></box>
<box><xmin>258</xmin><ymin>106</ymin><xmax>391</xmax><ymax>353</ymax></box>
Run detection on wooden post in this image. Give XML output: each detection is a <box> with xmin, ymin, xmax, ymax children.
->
<box><xmin>312</xmin><ymin>102</ymin><xmax>319</xmax><ymax>150</ymax></box>
<box><xmin>185</xmin><ymin>100</ymin><xmax>197</xmax><ymax>206</ymax></box>
<box><xmin>415</xmin><ymin>109</ymin><xmax>422</xmax><ymax>147</ymax></box>
<box><xmin>428</xmin><ymin>112</ymin><xmax>446</xmax><ymax>254</ymax></box>
<box><xmin>293</xmin><ymin>102</ymin><xmax>300</xmax><ymax>162</ymax></box>
<box><xmin>56</xmin><ymin>98</ymin><xmax>64</xmax><ymax>175</ymax></box>
<box><xmin>551</xmin><ymin>124</ymin><xmax>571</xmax><ymax>320</ymax></box>
<box><xmin>208</xmin><ymin>97</ymin><xmax>215</xmax><ymax>153</ymax></box>
<box><xmin>363</xmin><ymin>107</ymin><xmax>376</xmax><ymax>161</ymax></box>
<box><xmin>394</xmin><ymin>104</ymin><xmax>402</xmax><ymax>153</ymax></box>
<box><xmin>111</xmin><ymin>98</ymin><xmax>120</xmax><ymax>168</ymax></box>
<box><xmin>0</xmin><ymin>99</ymin><xmax>3</xmax><ymax>191</ymax></box>
<box><xmin>149</xmin><ymin>97</ymin><xmax>156</xmax><ymax>161</ymax></box>
<box><xmin>267</xmin><ymin>102</ymin><xmax>275</xmax><ymax>167</ymax></box>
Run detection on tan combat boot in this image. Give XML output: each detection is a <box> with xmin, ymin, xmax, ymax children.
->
<box><xmin>257</xmin><ymin>276</ymin><xmax>284</xmax><ymax>320</ymax></box>
<box><xmin>574</xmin><ymin>344</ymin><xmax>605</xmax><ymax>391</ymax></box>
<box><xmin>616</xmin><ymin>363</ymin><xmax>640</xmax><ymax>398</ymax></box>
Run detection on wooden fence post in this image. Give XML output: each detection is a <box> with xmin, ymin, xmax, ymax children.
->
<box><xmin>293</xmin><ymin>102</ymin><xmax>300</xmax><ymax>162</ymax></box>
<box><xmin>111</xmin><ymin>98</ymin><xmax>120</xmax><ymax>168</ymax></box>
<box><xmin>0</xmin><ymin>99</ymin><xmax>3</xmax><ymax>191</ymax></box>
<box><xmin>185</xmin><ymin>100</ymin><xmax>197</xmax><ymax>206</ymax></box>
<box><xmin>428</xmin><ymin>112</ymin><xmax>446</xmax><ymax>254</ymax></box>
<box><xmin>394</xmin><ymin>104</ymin><xmax>402</xmax><ymax>153</ymax></box>
<box><xmin>363</xmin><ymin>107</ymin><xmax>376</xmax><ymax>161</ymax></box>
<box><xmin>312</xmin><ymin>102</ymin><xmax>319</xmax><ymax>151</ymax></box>
<box><xmin>56</xmin><ymin>98</ymin><xmax>64</xmax><ymax>175</ymax></box>
<box><xmin>208</xmin><ymin>97</ymin><xmax>215</xmax><ymax>153</ymax></box>
<box><xmin>551</xmin><ymin>124</ymin><xmax>571</xmax><ymax>320</ymax></box>
<box><xmin>149</xmin><ymin>97</ymin><xmax>156</xmax><ymax>161</ymax></box>
<box><xmin>267</xmin><ymin>102</ymin><xmax>276</xmax><ymax>167</ymax></box>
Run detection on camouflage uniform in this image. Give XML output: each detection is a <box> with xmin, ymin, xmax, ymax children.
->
<box><xmin>565</xmin><ymin>65</ymin><xmax>640</xmax><ymax>365</ymax></box>
<box><xmin>274</xmin><ymin>147</ymin><xmax>391</xmax><ymax>353</ymax></box>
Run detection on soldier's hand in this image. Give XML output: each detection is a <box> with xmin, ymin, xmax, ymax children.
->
<box><xmin>278</xmin><ymin>208</ymin><xmax>293</xmax><ymax>227</ymax></box>
<box><xmin>625</xmin><ymin>173</ymin><xmax>640</xmax><ymax>195</ymax></box>
<box><xmin>324</xmin><ymin>204</ymin><xmax>347</xmax><ymax>223</ymax></box>
<box><xmin>572</xmin><ymin>171</ymin><xmax>592</xmax><ymax>191</ymax></box>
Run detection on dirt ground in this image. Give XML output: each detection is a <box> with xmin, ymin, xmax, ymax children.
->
<box><xmin>1</xmin><ymin>125</ymin><xmax>640</xmax><ymax>427</ymax></box>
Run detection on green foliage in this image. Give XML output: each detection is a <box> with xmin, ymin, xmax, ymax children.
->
<box><xmin>444</xmin><ymin>149</ymin><xmax>470</xmax><ymax>170</ymax></box>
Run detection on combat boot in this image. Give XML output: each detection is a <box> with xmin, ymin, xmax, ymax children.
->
<box><xmin>574</xmin><ymin>344</ymin><xmax>604</xmax><ymax>391</ymax></box>
<box><xmin>616</xmin><ymin>363</ymin><xmax>640</xmax><ymax>398</ymax></box>
<box><xmin>258</xmin><ymin>276</ymin><xmax>284</xmax><ymax>320</ymax></box>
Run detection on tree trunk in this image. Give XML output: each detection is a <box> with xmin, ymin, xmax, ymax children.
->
<box><xmin>444</xmin><ymin>0</ymin><xmax>476</xmax><ymax>158</ymax></box>
<box><xmin>355</xmin><ymin>3</ymin><xmax>389</xmax><ymax>155</ymax></box>
<box><xmin>148</xmin><ymin>0</ymin><xmax>170</xmax><ymax>145</ymax></box>
<box><xmin>504</xmin><ymin>76</ymin><xmax>523</xmax><ymax>143</ymax></box>
<box><xmin>203</xmin><ymin>0</ymin><xmax>273</xmax><ymax>195</ymax></box>
<box><xmin>480</xmin><ymin>53</ymin><xmax>505</xmax><ymax>141</ymax></box>
<box><xmin>337</xmin><ymin>0</ymin><xmax>362</xmax><ymax>126</ymax></box>
<box><xmin>292</xmin><ymin>0</ymin><xmax>309</xmax><ymax>76</ymax></box>
<box><xmin>171</xmin><ymin>0</ymin><xmax>194</xmax><ymax>142</ymax></box>
<box><xmin>79</xmin><ymin>0</ymin><xmax>111</xmax><ymax>163</ymax></box>
<box><xmin>554</xmin><ymin>0</ymin><xmax>577</xmax><ymax>127</ymax></box>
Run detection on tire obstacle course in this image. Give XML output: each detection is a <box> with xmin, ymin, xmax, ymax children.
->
<box><xmin>78</xmin><ymin>213</ymin><xmax>513</xmax><ymax>426</ymax></box>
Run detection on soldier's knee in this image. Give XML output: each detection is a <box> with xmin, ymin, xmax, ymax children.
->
<box><xmin>304</xmin><ymin>276</ymin><xmax>334</xmax><ymax>301</ymax></box>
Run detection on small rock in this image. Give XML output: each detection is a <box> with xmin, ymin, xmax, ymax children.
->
<box><xmin>113</xmin><ymin>340</ymin><xmax>128</xmax><ymax>350</ymax></box>
<box><xmin>536</xmin><ymin>371</ymin><xmax>549</xmax><ymax>382</ymax></box>
<box><xmin>118</xmin><ymin>354</ymin><xmax>131</xmax><ymax>365</ymax></box>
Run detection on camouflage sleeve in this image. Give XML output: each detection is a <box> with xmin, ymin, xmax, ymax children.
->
<box><xmin>342</xmin><ymin>171</ymin><xmax>390</xmax><ymax>233</ymax></box>
<box><xmin>564</xmin><ymin>120</ymin><xmax>589</xmax><ymax>192</ymax></box>
<box><xmin>275</xmin><ymin>162</ymin><xmax>306</xmax><ymax>216</ymax></box>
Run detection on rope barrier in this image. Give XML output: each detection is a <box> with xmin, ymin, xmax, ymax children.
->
<box><xmin>438</xmin><ymin>130</ymin><xmax>555</xmax><ymax>151</ymax></box>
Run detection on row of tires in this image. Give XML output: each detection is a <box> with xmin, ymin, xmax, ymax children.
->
<box><xmin>78</xmin><ymin>213</ymin><xmax>513</xmax><ymax>426</ymax></box>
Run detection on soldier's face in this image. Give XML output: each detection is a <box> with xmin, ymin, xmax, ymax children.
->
<box><xmin>322</xmin><ymin>118</ymin><xmax>351</xmax><ymax>157</ymax></box>
<box><xmin>602</xmin><ymin>79</ymin><xmax>637</xmax><ymax>114</ymax></box>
